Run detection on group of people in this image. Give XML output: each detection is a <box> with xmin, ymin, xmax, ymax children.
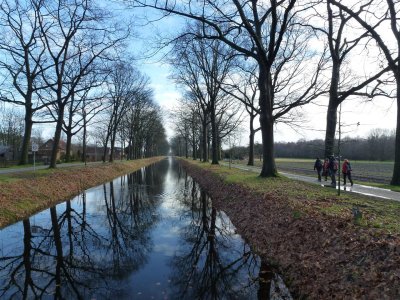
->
<box><xmin>314</xmin><ymin>156</ymin><xmax>353</xmax><ymax>186</ymax></box>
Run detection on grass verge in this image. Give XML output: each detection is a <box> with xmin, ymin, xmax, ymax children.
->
<box><xmin>180</xmin><ymin>159</ymin><xmax>400</xmax><ymax>298</ymax></box>
<box><xmin>0</xmin><ymin>157</ymin><xmax>164</xmax><ymax>228</ymax></box>
<box><xmin>358</xmin><ymin>181</ymin><xmax>400</xmax><ymax>192</ymax></box>
<box><xmin>186</xmin><ymin>159</ymin><xmax>400</xmax><ymax>235</ymax></box>
<box><xmin>230</xmin><ymin>158</ymin><xmax>399</xmax><ymax>189</ymax></box>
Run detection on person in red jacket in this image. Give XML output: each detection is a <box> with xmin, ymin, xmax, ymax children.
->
<box><xmin>342</xmin><ymin>159</ymin><xmax>353</xmax><ymax>186</ymax></box>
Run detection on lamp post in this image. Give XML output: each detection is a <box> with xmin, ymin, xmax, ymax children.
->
<box><xmin>337</xmin><ymin>104</ymin><xmax>342</xmax><ymax>196</ymax></box>
<box><xmin>82</xmin><ymin>108</ymin><xmax>87</xmax><ymax>166</ymax></box>
<box><xmin>32</xmin><ymin>143</ymin><xmax>38</xmax><ymax>172</ymax></box>
<box><xmin>94</xmin><ymin>140</ymin><xmax>97</xmax><ymax>162</ymax></box>
<box><xmin>229</xmin><ymin>135</ymin><xmax>231</xmax><ymax>169</ymax></box>
<box><xmin>337</xmin><ymin>104</ymin><xmax>360</xmax><ymax>196</ymax></box>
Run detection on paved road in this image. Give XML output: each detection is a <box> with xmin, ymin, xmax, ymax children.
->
<box><xmin>0</xmin><ymin>161</ymin><xmax>103</xmax><ymax>174</ymax></box>
<box><xmin>3</xmin><ymin>160</ymin><xmax>400</xmax><ymax>202</ymax></box>
<box><xmin>221</xmin><ymin>162</ymin><xmax>400</xmax><ymax>202</ymax></box>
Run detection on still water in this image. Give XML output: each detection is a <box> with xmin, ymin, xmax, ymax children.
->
<box><xmin>0</xmin><ymin>158</ymin><xmax>291</xmax><ymax>299</ymax></box>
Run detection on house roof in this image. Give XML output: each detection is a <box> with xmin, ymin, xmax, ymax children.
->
<box><xmin>40</xmin><ymin>139</ymin><xmax>66</xmax><ymax>151</ymax></box>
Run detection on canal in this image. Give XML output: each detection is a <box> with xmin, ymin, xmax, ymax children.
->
<box><xmin>0</xmin><ymin>157</ymin><xmax>291</xmax><ymax>299</ymax></box>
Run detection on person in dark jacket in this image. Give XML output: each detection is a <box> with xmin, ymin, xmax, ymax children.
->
<box><xmin>314</xmin><ymin>157</ymin><xmax>323</xmax><ymax>181</ymax></box>
<box><xmin>342</xmin><ymin>159</ymin><xmax>354</xmax><ymax>186</ymax></box>
<box><xmin>328</xmin><ymin>155</ymin><xmax>338</xmax><ymax>186</ymax></box>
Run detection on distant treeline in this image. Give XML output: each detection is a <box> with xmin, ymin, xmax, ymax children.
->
<box><xmin>227</xmin><ymin>129</ymin><xmax>396</xmax><ymax>161</ymax></box>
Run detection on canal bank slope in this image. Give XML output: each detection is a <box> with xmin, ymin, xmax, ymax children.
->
<box><xmin>180</xmin><ymin>159</ymin><xmax>400</xmax><ymax>299</ymax></box>
<box><xmin>0</xmin><ymin>157</ymin><xmax>164</xmax><ymax>228</ymax></box>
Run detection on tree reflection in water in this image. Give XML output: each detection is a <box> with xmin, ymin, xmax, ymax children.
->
<box><xmin>169</xmin><ymin>172</ymin><xmax>260</xmax><ymax>299</ymax></box>
<box><xmin>0</xmin><ymin>159</ymin><xmax>291</xmax><ymax>299</ymax></box>
<box><xmin>0</xmin><ymin>164</ymin><xmax>161</xmax><ymax>299</ymax></box>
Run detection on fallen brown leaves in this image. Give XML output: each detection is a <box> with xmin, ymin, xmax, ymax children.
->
<box><xmin>181</xmin><ymin>160</ymin><xmax>400</xmax><ymax>299</ymax></box>
<box><xmin>0</xmin><ymin>157</ymin><xmax>164</xmax><ymax>228</ymax></box>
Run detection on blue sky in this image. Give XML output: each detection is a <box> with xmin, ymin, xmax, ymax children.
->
<box><xmin>144</xmin><ymin>60</ymin><xmax>396</xmax><ymax>143</ymax></box>
<box><xmin>24</xmin><ymin>1</ymin><xmax>399</xmax><ymax>145</ymax></box>
<box><xmin>130</xmin><ymin>6</ymin><xmax>397</xmax><ymax>144</ymax></box>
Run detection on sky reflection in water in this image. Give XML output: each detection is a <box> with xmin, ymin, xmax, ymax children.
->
<box><xmin>0</xmin><ymin>157</ymin><xmax>288</xmax><ymax>299</ymax></box>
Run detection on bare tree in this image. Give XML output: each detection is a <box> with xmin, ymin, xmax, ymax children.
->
<box><xmin>170</xmin><ymin>41</ymin><xmax>210</xmax><ymax>162</ymax></box>
<box><xmin>170</xmin><ymin>29</ymin><xmax>235</xmax><ymax>164</ymax></box>
<box><xmin>130</xmin><ymin>0</ymin><xmax>327</xmax><ymax>177</ymax></box>
<box><xmin>307</xmin><ymin>1</ymin><xmax>391</xmax><ymax>157</ymax></box>
<box><xmin>62</xmin><ymin>72</ymin><xmax>107</xmax><ymax>162</ymax></box>
<box><xmin>142</xmin><ymin>109</ymin><xmax>169</xmax><ymax>157</ymax></box>
<box><xmin>0</xmin><ymin>108</ymin><xmax>24</xmax><ymax>160</ymax></box>
<box><xmin>215</xmin><ymin>97</ymin><xmax>244</xmax><ymax>161</ymax></box>
<box><xmin>37</xmin><ymin>0</ymin><xmax>128</xmax><ymax>168</ymax></box>
<box><xmin>104</xmin><ymin>63</ymin><xmax>150</xmax><ymax>162</ymax></box>
<box><xmin>222</xmin><ymin>62</ymin><xmax>260</xmax><ymax>165</ymax></box>
<box><xmin>0</xmin><ymin>0</ymin><xmax>52</xmax><ymax>165</ymax></box>
<box><xmin>329</xmin><ymin>0</ymin><xmax>400</xmax><ymax>184</ymax></box>
<box><xmin>121</xmin><ymin>89</ymin><xmax>165</xmax><ymax>159</ymax></box>
<box><xmin>171</xmin><ymin>101</ymin><xmax>193</xmax><ymax>158</ymax></box>
<box><xmin>171</xmin><ymin>97</ymin><xmax>202</xmax><ymax>160</ymax></box>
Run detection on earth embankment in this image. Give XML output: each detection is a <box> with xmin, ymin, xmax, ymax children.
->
<box><xmin>180</xmin><ymin>159</ymin><xmax>400</xmax><ymax>299</ymax></box>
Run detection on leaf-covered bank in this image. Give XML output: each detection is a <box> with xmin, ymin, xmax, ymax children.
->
<box><xmin>180</xmin><ymin>159</ymin><xmax>400</xmax><ymax>299</ymax></box>
<box><xmin>0</xmin><ymin>157</ymin><xmax>164</xmax><ymax>228</ymax></box>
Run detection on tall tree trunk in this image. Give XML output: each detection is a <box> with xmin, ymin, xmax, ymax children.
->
<box><xmin>210</xmin><ymin>104</ymin><xmax>218</xmax><ymax>165</ymax></box>
<box><xmin>259</xmin><ymin>68</ymin><xmax>277</xmax><ymax>177</ymax></box>
<box><xmin>102</xmin><ymin>129</ymin><xmax>110</xmax><ymax>163</ymax></box>
<box><xmin>217</xmin><ymin>136</ymin><xmax>221</xmax><ymax>161</ymax></box>
<box><xmin>192</xmin><ymin>126</ymin><xmax>196</xmax><ymax>160</ymax></box>
<box><xmin>109</xmin><ymin>134</ymin><xmax>115</xmax><ymax>162</ymax></box>
<box><xmin>198</xmin><ymin>133</ymin><xmax>202</xmax><ymax>160</ymax></box>
<box><xmin>22</xmin><ymin>219</ymin><xmax>32</xmax><ymax>298</ymax></box>
<box><xmin>259</xmin><ymin>112</ymin><xmax>276</xmax><ymax>177</ymax></box>
<box><xmin>65</xmin><ymin>132</ymin><xmax>72</xmax><ymax>163</ymax></box>
<box><xmin>248</xmin><ymin>132</ymin><xmax>255</xmax><ymax>166</ymax></box>
<box><xmin>128</xmin><ymin>139</ymin><xmax>132</xmax><ymax>160</ymax></box>
<box><xmin>391</xmin><ymin>79</ymin><xmax>400</xmax><ymax>185</ymax></box>
<box><xmin>202</xmin><ymin>119</ymin><xmax>208</xmax><ymax>162</ymax></box>
<box><xmin>19</xmin><ymin>109</ymin><xmax>33</xmax><ymax>165</ymax></box>
<box><xmin>50</xmin><ymin>206</ymin><xmax>63</xmax><ymax>298</ymax></box>
<box><xmin>324</xmin><ymin>60</ymin><xmax>340</xmax><ymax>158</ymax></box>
<box><xmin>185</xmin><ymin>136</ymin><xmax>189</xmax><ymax>158</ymax></box>
<box><xmin>207</xmin><ymin>137</ymin><xmax>211</xmax><ymax>162</ymax></box>
<box><xmin>64</xmin><ymin>99</ymin><xmax>74</xmax><ymax>163</ymax></box>
<box><xmin>324</xmin><ymin>101</ymin><xmax>338</xmax><ymax>158</ymax></box>
<box><xmin>248</xmin><ymin>114</ymin><xmax>255</xmax><ymax>166</ymax></box>
<box><xmin>82</xmin><ymin>112</ymin><xmax>87</xmax><ymax>164</ymax></box>
<box><xmin>257</xmin><ymin>261</ymin><xmax>273</xmax><ymax>299</ymax></box>
<box><xmin>102</xmin><ymin>145</ymin><xmax>107</xmax><ymax>163</ymax></box>
<box><xmin>66</xmin><ymin>201</ymin><xmax>73</xmax><ymax>258</ymax></box>
<box><xmin>49</xmin><ymin>105</ymin><xmax>65</xmax><ymax>168</ymax></box>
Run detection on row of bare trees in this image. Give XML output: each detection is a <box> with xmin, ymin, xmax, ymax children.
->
<box><xmin>131</xmin><ymin>0</ymin><xmax>400</xmax><ymax>185</ymax></box>
<box><xmin>227</xmin><ymin>129</ymin><xmax>396</xmax><ymax>162</ymax></box>
<box><xmin>0</xmin><ymin>0</ymin><xmax>168</xmax><ymax>167</ymax></box>
<box><xmin>169</xmin><ymin>31</ymin><xmax>243</xmax><ymax>165</ymax></box>
<box><xmin>97</xmin><ymin>63</ymin><xmax>169</xmax><ymax>161</ymax></box>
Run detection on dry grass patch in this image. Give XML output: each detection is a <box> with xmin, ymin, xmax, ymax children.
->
<box><xmin>180</xmin><ymin>159</ymin><xmax>400</xmax><ymax>298</ymax></box>
<box><xmin>0</xmin><ymin>157</ymin><xmax>164</xmax><ymax>228</ymax></box>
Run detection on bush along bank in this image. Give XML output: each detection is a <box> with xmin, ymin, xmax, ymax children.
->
<box><xmin>0</xmin><ymin>157</ymin><xmax>165</xmax><ymax>229</ymax></box>
<box><xmin>179</xmin><ymin>159</ymin><xmax>400</xmax><ymax>299</ymax></box>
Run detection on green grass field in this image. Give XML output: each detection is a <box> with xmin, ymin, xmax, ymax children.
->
<box><xmin>234</xmin><ymin>158</ymin><xmax>395</xmax><ymax>186</ymax></box>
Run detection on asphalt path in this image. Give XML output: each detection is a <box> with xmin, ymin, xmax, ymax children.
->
<box><xmin>2</xmin><ymin>160</ymin><xmax>400</xmax><ymax>202</ymax></box>
<box><xmin>221</xmin><ymin>162</ymin><xmax>400</xmax><ymax>202</ymax></box>
<box><xmin>0</xmin><ymin>161</ymin><xmax>103</xmax><ymax>174</ymax></box>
